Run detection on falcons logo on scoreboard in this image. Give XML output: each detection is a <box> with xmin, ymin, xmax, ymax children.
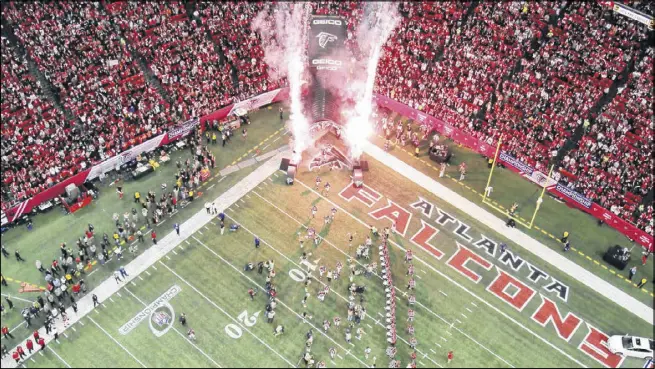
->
<box><xmin>316</xmin><ymin>32</ymin><xmax>337</xmax><ymax>48</ymax></box>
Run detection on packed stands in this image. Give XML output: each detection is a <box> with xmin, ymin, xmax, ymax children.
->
<box><xmin>1</xmin><ymin>37</ymin><xmax>73</xmax><ymax>206</ymax></box>
<box><xmin>1</xmin><ymin>1</ymin><xmax>652</xmax><ymax>231</ymax></box>
<box><xmin>3</xmin><ymin>1</ymin><xmax>174</xmax><ymax>206</ymax></box>
<box><xmin>560</xmin><ymin>46</ymin><xmax>654</xmax><ymax>231</ymax></box>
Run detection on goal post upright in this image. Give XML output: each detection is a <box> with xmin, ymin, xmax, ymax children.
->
<box><xmin>482</xmin><ymin>136</ymin><xmax>503</xmax><ymax>204</ymax></box>
<box><xmin>528</xmin><ymin>164</ymin><xmax>555</xmax><ymax>229</ymax></box>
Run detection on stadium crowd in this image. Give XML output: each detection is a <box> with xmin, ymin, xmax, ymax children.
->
<box><xmin>1</xmin><ymin>0</ymin><xmax>652</xmax><ymax>230</ymax></box>
<box><xmin>374</xmin><ymin>1</ymin><xmax>653</xmax><ymax>228</ymax></box>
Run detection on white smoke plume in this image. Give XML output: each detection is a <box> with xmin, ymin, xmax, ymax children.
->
<box><xmin>344</xmin><ymin>2</ymin><xmax>400</xmax><ymax>160</ymax></box>
<box><xmin>252</xmin><ymin>3</ymin><xmax>312</xmax><ymax>162</ymax></box>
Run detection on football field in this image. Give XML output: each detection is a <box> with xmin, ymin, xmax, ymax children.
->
<box><xmin>19</xmin><ymin>147</ymin><xmax>650</xmax><ymax>368</ymax></box>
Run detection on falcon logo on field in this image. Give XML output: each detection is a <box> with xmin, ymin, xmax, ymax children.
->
<box><xmin>309</xmin><ymin>145</ymin><xmax>352</xmax><ymax>171</ymax></box>
<box><xmin>316</xmin><ymin>32</ymin><xmax>337</xmax><ymax>48</ymax></box>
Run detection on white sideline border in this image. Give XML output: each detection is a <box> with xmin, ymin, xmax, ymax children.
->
<box><xmin>0</xmin><ymin>151</ymin><xmax>289</xmax><ymax>369</ymax></box>
<box><xmin>362</xmin><ymin>141</ymin><xmax>654</xmax><ymax>325</ymax></box>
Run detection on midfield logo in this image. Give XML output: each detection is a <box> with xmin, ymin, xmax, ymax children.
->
<box><xmin>316</xmin><ymin>32</ymin><xmax>337</xmax><ymax>48</ymax></box>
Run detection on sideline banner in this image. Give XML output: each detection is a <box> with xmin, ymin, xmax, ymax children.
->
<box><xmin>86</xmin><ymin>133</ymin><xmax>166</xmax><ymax>181</ymax></box>
<box><xmin>498</xmin><ymin>151</ymin><xmax>558</xmax><ymax>189</ymax></box>
<box><xmin>372</xmin><ymin>94</ymin><xmax>653</xmax><ymax>252</ymax></box>
<box><xmin>613</xmin><ymin>3</ymin><xmax>654</xmax><ymax>29</ymax></box>
<box><xmin>163</xmin><ymin>117</ymin><xmax>200</xmax><ymax>144</ymax></box>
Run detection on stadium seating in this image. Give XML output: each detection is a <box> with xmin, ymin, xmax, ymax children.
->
<box><xmin>1</xmin><ymin>1</ymin><xmax>652</xmax><ymax>232</ymax></box>
<box><xmin>1</xmin><ymin>37</ymin><xmax>73</xmax><ymax>204</ymax></box>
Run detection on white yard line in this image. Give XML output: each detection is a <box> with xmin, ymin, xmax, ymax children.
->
<box><xmin>207</xmin><ymin>184</ymin><xmax>215</xmax><ymax>190</ymax></box>
<box><xmin>159</xmin><ymin>261</ymin><xmax>296</xmax><ymax>368</ymax></box>
<box><xmin>123</xmin><ymin>288</ymin><xmax>223</xmax><ymax>368</ymax></box>
<box><xmin>47</xmin><ymin>347</ymin><xmax>71</xmax><ymax>368</ymax></box>
<box><xmin>190</xmin><ymin>237</ymin><xmax>370</xmax><ymax>367</ymax></box>
<box><xmin>88</xmin><ymin>317</ymin><xmax>147</xmax><ymax>368</ymax></box>
<box><xmin>1</xmin><ymin>294</ymin><xmax>33</xmax><ymax>303</ymax></box>
<box><xmin>294</xmin><ymin>178</ymin><xmax>578</xmax><ymax>368</ymax></box>
<box><xmin>363</xmin><ymin>141</ymin><xmax>653</xmax><ymax>324</ymax></box>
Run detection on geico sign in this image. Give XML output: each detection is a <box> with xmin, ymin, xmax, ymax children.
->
<box><xmin>313</xmin><ymin>19</ymin><xmax>342</xmax><ymax>25</ymax></box>
<box><xmin>312</xmin><ymin>59</ymin><xmax>342</xmax><ymax>66</ymax></box>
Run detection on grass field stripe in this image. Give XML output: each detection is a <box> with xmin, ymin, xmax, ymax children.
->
<box><xmin>79</xmin><ymin>320</ymin><xmax>84</xmax><ymax>326</ymax></box>
<box><xmin>109</xmin><ymin>297</ymin><xmax>115</xmax><ymax>303</ymax></box>
<box><xmin>30</xmin><ymin>358</ymin><xmax>35</xmax><ymax>362</ymax></box>
<box><xmin>38</xmin><ymin>351</ymin><xmax>44</xmax><ymax>356</ymax></box>
<box><xmin>159</xmin><ymin>261</ymin><xmax>296</xmax><ymax>367</ymax></box>
<box><xmin>217</xmin><ymin>176</ymin><xmax>226</xmax><ymax>183</ymax></box>
<box><xmin>172</xmin><ymin>250</ymin><xmax>178</xmax><ymax>255</ymax></box>
<box><xmin>185</xmin><ymin>240</ymin><xmax>192</xmax><ymax>245</ymax></box>
<box><xmin>138</xmin><ymin>276</ymin><xmax>144</xmax><ymax>281</ymax></box>
<box><xmin>439</xmin><ymin>291</ymin><xmax>448</xmax><ymax>297</ymax></box>
<box><xmin>123</xmin><ymin>288</ymin><xmax>223</xmax><ymax>368</ymax></box>
<box><xmin>207</xmin><ymin>184</ymin><xmax>215</xmax><ymax>190</ymax></box>
<box><xmin>130</xmin><ymin>281</ymin><xmax>137</xmax><ymax>287</ymax></box>
<box><xmin>62</xmin><ymin>332</ymin><xmax>68</xmax><ymax>338</ymax></box>
<box><xmin>145</xmin><ymin>270</ymin><xmax>151</xmax><ymax>276</ymax></box>
<box><xmin>88</xmin><ymin>317</ymin><xmax>147</xmax><ymax>368</ymax></box>
<box><xmin>295</xmin><ymin>178</ymin><xmax>576</xmax><ymax>368</ymax></box>
<box><xmin>190</xmin><ymin>238</ymin><xmax>370</xmax><ymax>367</ymax></box>
<box><xmin>47</xmin><ymin>347</ymin><xmax>71</xmax><ymax>368</ymax></box>
<box><xmin>470</xmin><ymin>302</ymin><xmax>477</xmax><ymax>307</ymax></box>
<box><xmin>430</xmin><ymin>349</ymin><xmax>437</xmax><ymax>354</ymax></box>
<box><xmin>466</xmin><ymin>307</ymin><xmax>473</xmax><ymax>313</ymax></box>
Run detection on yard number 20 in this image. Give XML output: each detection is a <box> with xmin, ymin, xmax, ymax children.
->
<box><xmin>224</xmin><ymin>310</ymin><xmax>261</xmax><ymax>339</ymax></box>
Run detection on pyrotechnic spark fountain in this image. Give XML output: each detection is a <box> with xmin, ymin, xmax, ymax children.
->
<box><xmin>253</xmin><ymin>3</ymin><xmax>312</xmax><ymax>163</ymax></box>
<box><xmin>345</xmin><ymin>2</ymin><xmax>400</xmax><ymax>160</ymax></box>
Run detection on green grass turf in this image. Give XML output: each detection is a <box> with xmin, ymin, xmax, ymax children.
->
<box><xmin>0</xmin><ymin>104</ymin><xmax>287</xmax><ymax>344</ymax></box>
<box><xmin>22</xmin><ymin>155</ymin><xmax>650</xmax><ymax>368</ymax></box>
<box><xmin>369</xmin><ymin>112</ymin><xmax>654</xmax><ymax>305</ymax></box>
